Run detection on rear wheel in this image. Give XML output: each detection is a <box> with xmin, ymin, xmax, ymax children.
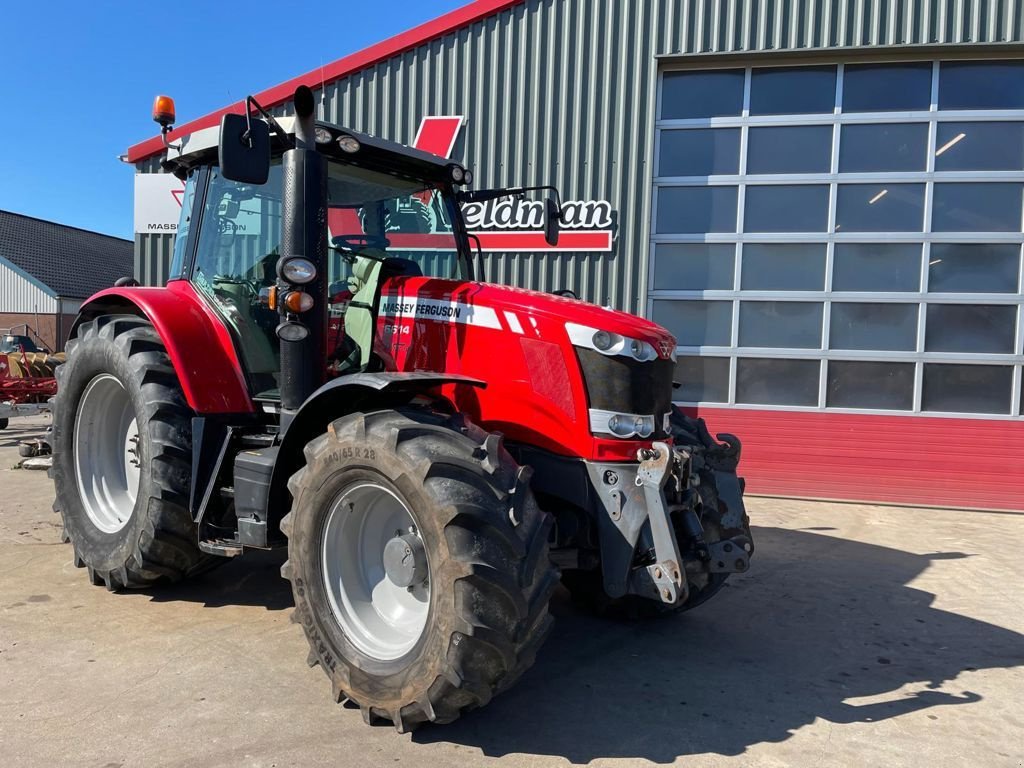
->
<box><xmin>52</xmin><ymin>314</ymin><xmax>218</xmax><ymax>590</ymax></box>
<box><xmin>0</xmin><ymin>418</ymin><xmax>8</xmax><ymax>430</ymax></box>
<box><xmin>281</xmin><ymin>408</ymin><xmax>558</xmax><ymax>731</ymax></box>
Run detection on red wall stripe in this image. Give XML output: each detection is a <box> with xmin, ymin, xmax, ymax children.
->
<box><xmin>126</xmin><ymin>0</ymin><xmax>525</xmax><ymax>163</ymax></box>
<box><xmin>688</xmin><ymin>407</ymin><xmax>1024</xmax><ymax>512</ymax></box>
<box><xmin>471</xmin><ymin>230</ymin><xmax>613</xmax><ymax>251</ymax></box>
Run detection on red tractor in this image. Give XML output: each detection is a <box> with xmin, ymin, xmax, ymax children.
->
<box><xmin>52</xmin><ymin>87</ymin><xmax>752</xmax><ymax>730</ymax></box>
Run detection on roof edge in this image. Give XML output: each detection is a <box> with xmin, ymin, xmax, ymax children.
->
<box><xmin>0</xmin><ymin>209</ymin><xmax>133</xmax><ymax>244</ymax></box>
<box><xmin>126</xmin><ymin>0</ymin><xmax>524</xmax><ymax>164</ymax></box>
<box><xmin>0</xmin><ymin>253</ymin><xmax>58</xmax><ymax>300</ymax></box>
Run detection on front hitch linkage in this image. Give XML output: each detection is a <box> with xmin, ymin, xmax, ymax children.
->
<box><xmin>635</xmin><ymin>442</ymin><xmax>689</xmax><ymax>605</ymax></box>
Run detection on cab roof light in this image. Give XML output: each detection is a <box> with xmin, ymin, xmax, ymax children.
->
<box><xmin>152</xmin><ymin>95</ymin><xmax>175</xmax><ymax>128</ymax></box>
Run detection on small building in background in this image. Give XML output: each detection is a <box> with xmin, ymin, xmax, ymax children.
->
<box><xmin>0</xmin><ymin>210</ymin><xmax>133</xmax><ymax>351</ymax></box>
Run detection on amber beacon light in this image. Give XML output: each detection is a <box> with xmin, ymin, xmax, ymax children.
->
<box><xmin>152</xmin><ymin>95</ymin><xmax>176</xmax><ymax>128</ymax></box>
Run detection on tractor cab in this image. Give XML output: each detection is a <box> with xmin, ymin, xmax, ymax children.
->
<box><xmin>162</xmin><ymin>113</ymin><xmax>475</xmax><ymax>403</ymax></box>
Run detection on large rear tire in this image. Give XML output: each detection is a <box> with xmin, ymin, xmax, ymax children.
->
<box><xmin>52</xmin><ymin>314</ymin><xmax>218</xmax><ymax>590</ymax></box>
<box><xmin>281</xmin><ymin>408</ymin><xmax>558</xmax><ymax>731</ymax></box>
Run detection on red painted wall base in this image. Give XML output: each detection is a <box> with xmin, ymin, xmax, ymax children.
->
<box><xmin>687</xmin><ymin>407</ymin><xmax>1024</xmax><ymax>512</ymax></box>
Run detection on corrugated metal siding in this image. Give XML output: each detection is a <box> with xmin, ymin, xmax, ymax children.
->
<box><xmin>660</xmin><ymin>0</ymin><xmax>1023</xmax><ymax>53</ymax></box>
<box><xmin>134</xmin><ymin>0</ymin><xmax>1024</xmax><ymax>313</ymax></box>
<box><xmin>0</xmin><ymin>258</ymin><xmax>56</xmax><ymax>314</ymax></box>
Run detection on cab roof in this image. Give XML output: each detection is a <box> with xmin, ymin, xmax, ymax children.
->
<box><xmin>163</xmin><ymin>116</ymin><xmax>463</xmax><ymax>185</ymax></box>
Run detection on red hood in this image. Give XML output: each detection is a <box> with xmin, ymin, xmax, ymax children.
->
<box><xmin>387</xmin><ymin>277</ymin><xmax>676</xmax><ymax>355</ymax></box>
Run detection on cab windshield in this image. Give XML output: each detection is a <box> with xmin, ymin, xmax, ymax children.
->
<box><xmin>183</xmin><ymin>159</ymin><xmax>469</xmax><ymax>395</ymax></box>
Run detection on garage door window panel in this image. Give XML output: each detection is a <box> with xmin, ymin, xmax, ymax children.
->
<box><xmin>832</xmin><ymin>243</ymin><xmax>922</xmax><ymax>292</ymax></box>
<box><xmin>744</xmin><ymin>185</ymin><xmax>830</xmax><ymax>233</ymax></box>
<box><xmin>925</xmin><ymin>305</ymin><xmax>1017</xmax><ymax>354</ymax></box>
<box><xmin>934</xmin><ymin>123</ymin><xmax>1024</xmax><ymax>171</ymax></box>
<box><xmin>827</xmin><ymin>361</ymin><xmax>916</xmax><ymax>410</ymax></box>
<box><xmin>922</xmin><ymin>364</ymin><xmax>1014</xmax><ymax>414</ymax></box>
<box><xmin>938</xmin><ymin>61</ymin><xmax>1024</xmax><ymax>111</ymax></box>
<box><xmin>653</xmin><ymin>243</ymin><xmax>735</xmax><ymax>291</ymax></box>
<box><xmin>656</xmin><ymin>187</ymin><xmax>737</xmax><ymax>234</ymax></box>
<box><xmin>741</xmin><ymin>243</ymin><xmax>826</xmax><ymax>291</ymax></box>
<box><xmin>830</xmin><ymin>303</ymin><xmax>918</xmax><ymax>352</ymax></box>
<box><xmin>652</xmin><ymin>300</ymin><xmax>733</xmax><ymax>347</ymax></box>
<box><xmin>661</xmin><ymin>70</ymin><xmax>744</xmax><ymax>120</ymax></box>
<box><xmin>931</xmin><ymin>183</ymin><xmax>1023</xmax><ymax>232</ymax></box>
<box><xmin>659</xmin><ymin>129</ymin><xmax>740</xmax><ymax>177</ymax></box>
<box><xmin>750</xmin><ymin>66</ymin><xmax>837</xmax><ymax>116</ymax></box>
<box><xmin>739</xmin><ymin>302</ymin><xmax>823</xmax><ymax>349</ymax></box>
<box><xmin>675</xmin><ymin>356</ymin><xmax>730</xmax><ymax>403</ymax></box>
<box><xmin>928</xmin><ymin>244</ymin><xmax>1020</xmax><ymax>294</ymax></box>
<box><xmin>747</xmin><ymin>126</ymin><xmax>832</xmax><ymax>174</ymax></box>
<box><xmin>736</xmin><ymin>358</ymin><xmax>820</xmax><ymax>406</ymax></box>
<box><xmin>843</xmin><ymin>63</ymin><xmax>932</xmax><ymax>112</ymax></box>
<box><xmin>835</xmin><ymin>184</ymin><xmax>925</xmax><ymax>232</ymax></box>
<box><xmin>839</xmin><ymin>124</ymin><xmax>928</xmax><ymax>173</ymax></box>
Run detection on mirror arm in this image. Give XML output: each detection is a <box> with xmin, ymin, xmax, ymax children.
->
<box><xmin>467</xmin><ymin>233</ymin><xmax>485</xmax><ymax>280</ymax></box>
<box><xmin>244</xmin><ymin>95</ymin><xmax>294</xmax><ymax>151</ymax></box>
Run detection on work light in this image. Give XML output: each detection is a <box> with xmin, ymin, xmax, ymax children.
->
<box><xmin>281</xmin><ymin>257</ymin><xmax>317</xmax><ymax>285</ymax></box>
<box><xmin>337</xmin><ymin>135</ymin><xmax>361</xmax><ymax>153</ymax></box>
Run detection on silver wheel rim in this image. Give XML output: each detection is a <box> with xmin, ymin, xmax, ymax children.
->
<box><xmin>73</xmin><ymin>374</ymin><xmax>141</xmax><ymax>534</ymax></box>
<box><xmin>321</xmin><ymin>482</ymin><xmax>430</xmax><ymax>661</ymax></box>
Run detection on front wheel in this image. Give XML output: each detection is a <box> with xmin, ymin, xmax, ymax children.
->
<box><xmin>280</xmin><ymin>408</ymin><xmax>558</xmax><ymax>731</ymax></box>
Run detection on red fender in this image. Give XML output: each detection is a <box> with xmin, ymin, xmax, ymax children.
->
<box><xmin>73</xmin><ymin>281</ymin><xmax>255</xmax><ymax>414</ymax></box>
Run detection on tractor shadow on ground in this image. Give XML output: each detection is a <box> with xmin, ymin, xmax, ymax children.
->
<box><xmin>143</xmin><ymin>547</ymin><xmax>293</xmax><ymax>611</ymax></box>
<box><xmin>415</xmin><ymin>524</ymin><xmax>1024</xmax><ymax>763</ymax></box>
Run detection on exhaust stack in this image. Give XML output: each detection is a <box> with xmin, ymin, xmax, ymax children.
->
<box><xmin>278</xmin><ymin>86</ymin><xmax>328</xmax><ymax>413</ymax></box>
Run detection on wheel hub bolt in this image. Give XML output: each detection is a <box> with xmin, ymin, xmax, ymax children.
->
<box><xmin>383</xmin><ymin>533</ymin><xmax>427</xmax><ymax>588</ymax></box>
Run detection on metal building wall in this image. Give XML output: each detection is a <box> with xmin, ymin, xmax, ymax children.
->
<box><xmin>134</xmin><ymin>0</ymin><xmax>1024</xmax><ymax>313</ymax></box>
<box><xmin>0</xmin><ymin>258</ymin><xmax>57</xmax><ymax>314</ymax></box>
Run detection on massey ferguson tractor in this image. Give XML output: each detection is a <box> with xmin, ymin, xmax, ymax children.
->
<box><xmin>52</xmin><ymin>86</ymin><xmax>753</xmax><ymax>731</ymax></box>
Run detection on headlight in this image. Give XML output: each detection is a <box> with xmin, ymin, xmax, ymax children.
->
<box><xmin>566</xmin><ymin>322</ymin><xmax>665</xmax><ymax>362</ymax></box>
<box><xmin>280</xmin><ymin>257</ymin><xmax>317</xmax><ymax>285</ymax></box>
<box><xmin>593</xmin><ymin>330</ymin><xmax>616</xmax><ymax>351</ymax></box>
<box><xmin>463</xmin><ymin>169</ymin><xmax>474</xmax><ymax>186</ymax></box>
<box><xmin>314</xmin><ymin>127</ymin><xmax>333</xmax><ymax>144</ymax></box>
<box><xmin>337</xmin><ymin>135</ymin><xmax>361</xmax><ymax>153</ymax></box>
<box><xmin>449</xmin><ymin>164</ymin><xmax>466</xmax><ymax>183</ymax></box>
<box><xmin>592</xmin><ymin>410</ymin><xmax>657</xmax><ymax>439</ymax></box>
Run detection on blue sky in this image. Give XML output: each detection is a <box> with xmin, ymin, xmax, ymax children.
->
<box><xmin>0</xmin><ymin>1</ymin><xmax>467</xmax><ymax>240</ymax></box>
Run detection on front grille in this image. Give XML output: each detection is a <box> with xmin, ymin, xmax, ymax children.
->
<box><xmin>576</xmin><ymin>348</ymin><xmax>674</xmax><ymax>431</ymax></box>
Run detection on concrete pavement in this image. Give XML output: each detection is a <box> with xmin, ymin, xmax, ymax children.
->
<box><xmin>1</xmin><ymin>415</ymin><xmax>1022</xmax><ymax>767</ymax></box>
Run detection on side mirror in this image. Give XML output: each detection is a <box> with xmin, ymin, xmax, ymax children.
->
<box><xmin>544</xmin><ymin>197</ymin><xmax>561</xmax><ymax>247</ymax></box>
<box><xmin>219</xmin><ymin>113</ymin><xmax>270</xmax><ymax>184</ymax></box>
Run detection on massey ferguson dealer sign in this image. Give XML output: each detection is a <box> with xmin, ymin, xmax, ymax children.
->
<box><xmin>134</xmin><ymin>116</ymin><xmax>614</xmax><ymax>252</ymax></box>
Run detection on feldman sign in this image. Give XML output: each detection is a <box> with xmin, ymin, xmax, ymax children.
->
<box><xmin>414</xmin><ymin>116</ymin><xmax>614</xmax><ymax>253</ymax></box>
